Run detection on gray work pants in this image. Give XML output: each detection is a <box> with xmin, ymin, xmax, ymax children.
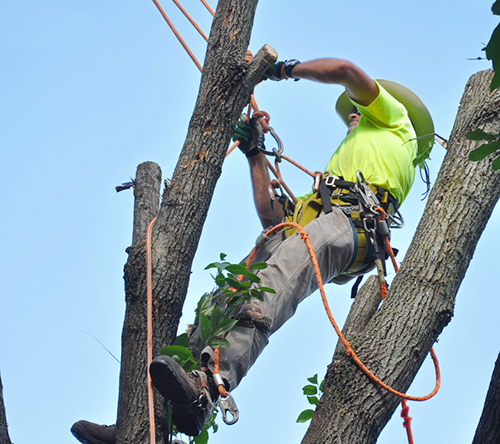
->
<box><xmin>189</xmin><ymin>207</ymin><xmax>355</xmax><ymax>391</ymax></box>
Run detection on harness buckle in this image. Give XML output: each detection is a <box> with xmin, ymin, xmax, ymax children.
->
<box><xmin>325</xmin><ymin>175</ymin><xmax>340</xmax><ymax>187</ymax></box>
<box><xmin>218</xmin><ymin>392</ymin><xmax>239</xmax><ymax>425</ymax></box>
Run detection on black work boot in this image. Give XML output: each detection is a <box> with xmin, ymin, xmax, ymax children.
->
<box><xmin>70</xmin><ymin>421</ymin><xmax>116</xmax><ymax>444</ymax></box>
<box><xmin>149</xmin><ymin>355</ymin><xmax>215</xmax><ymax>437</ymax></box>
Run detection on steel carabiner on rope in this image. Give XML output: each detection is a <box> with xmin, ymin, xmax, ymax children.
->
<box><xmin>257</xmin><ymin>127</ymin><xmax>284</xmax><ymax>162</ymax></box>
<box><xmin>218</xmin><ymin>393</ymin><xmax>239</xmax><ymax>425</ymax></box>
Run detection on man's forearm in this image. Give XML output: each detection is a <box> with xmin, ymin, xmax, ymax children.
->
<box><xmin>290</xmin><ymin>58</ymin><xmax>378</xmax><ymax>106</ymax></box>
<box><xmin>248</xmin><ymin>154</ymin><xmax>284</xmax><ymax>228</ymax></box>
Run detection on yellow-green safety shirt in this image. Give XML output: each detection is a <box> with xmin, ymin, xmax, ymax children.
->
<box><xmin>324</xmin><ymin>81</ymin><xmax>417</xmax><ymax>205</ymax></box>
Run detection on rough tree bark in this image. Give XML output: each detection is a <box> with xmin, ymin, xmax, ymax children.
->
<box><xmin>0</xmin><ymin>374</ymin><xmax>12</xmax><ymax>444</ymax></box>
<box><xmin>115</xmin><ymin>0</ymin><xmax>277</xmax><ymax>442</ymax></box>
<box><xmin>302</xmin><ymin>70</ymin><xmax>500</xmax><ymax>444</ymax></box>
<box><xmin>472</xmin><ymin>351</ymin><xmax>500</xmax><ymax>444</ymax></box>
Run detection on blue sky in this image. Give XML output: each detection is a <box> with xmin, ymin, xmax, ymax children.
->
<box><xmin>1</xmin><ymin>1</ymin><xmax>499</xmax><ymax>443</ymax></box>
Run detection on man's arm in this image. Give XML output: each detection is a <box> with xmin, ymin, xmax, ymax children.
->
<box><xmin>248</xmin><ymin>153</ymin><xmax>284</xmax><ymax>229</ymax></box>
<box><xmin>290</xmin><ymin>58</ymin><xmax>379</xmax><ymax>106</ymax></box>
<box><xmin>243</xmin><ymin>58</ymin><xmax>377</xmax><ymax>228</ymax></box>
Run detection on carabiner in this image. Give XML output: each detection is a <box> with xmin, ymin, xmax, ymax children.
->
<box><xmin>218</xmin><ymin>393</ymin><xmax>239</xmax><ymax>425</ymax></box>
<box><xmin>257</xmin><ymin>127</ymin><xmax>284</xmax><ymax>162</ymax></box>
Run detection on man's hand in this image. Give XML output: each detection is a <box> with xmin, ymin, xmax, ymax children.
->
<box><xmin>233</xmin><ymin>115</ymin><xmax>263</xmax><ymax>158</ymax></box>
<box><xmin>262</xmin><ymin>59</ymin><xmax>301</xmax><ymax>81</ymax></box>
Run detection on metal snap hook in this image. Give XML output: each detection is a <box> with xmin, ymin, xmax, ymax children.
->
<box><xmin>218</xmin><ymin>393</ymin><xmax>239</xmax><ymax>425</ymax></box>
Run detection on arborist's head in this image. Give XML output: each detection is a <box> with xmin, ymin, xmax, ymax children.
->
<box><xmin>347</xmin><ymin>107</ymin><xmax>361</xmax><ymax>135</ymax></box>
<box><xmin>336</xmin><ymin>80</ymin><xmax>434</xmax><ymax>165</ymax></box>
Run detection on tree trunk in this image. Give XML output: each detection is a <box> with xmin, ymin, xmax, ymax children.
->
<box><xmin>302</xmin><ymin>69</ymin><xmax>500</xmax><ymax>444</ymax></box>
<box><xmin>0</xmin><ymin>373</ymin><xmax>12</xmax><ymax>444</ymax></box>
<box><xmin>115</xmin><ymin>0</ymin><xmax>277</xmax><ymax>442</ymax></box>
<box><xmin>117</xmin><ymin>162</ymin><xmax>164</xmax><ymax>444</ymax></box>
<box><xmin>472</xmin><ymin>351</ymin><xmax>500</xmax><ymax>444</ymax></box>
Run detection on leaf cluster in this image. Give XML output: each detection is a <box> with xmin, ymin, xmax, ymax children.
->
<box><xmin>199</xmin><ymin>253</ymin><xmax>275</xmax><ymax>350</ymax></box>
<box><xmin>296</xmin><ymin>374</ymin><xmax>325</xmax><ymax>423</ymax></box>
<box><xmin>466</xmin><ymin>129</ymin><xmax>500</xmax><ymax>170</ymax></box>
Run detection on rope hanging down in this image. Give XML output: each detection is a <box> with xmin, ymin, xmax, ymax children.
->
<box><xmin>146</xmin><ymin>217</ymin><xmax>158</xmax><ymax>444</ymax></box>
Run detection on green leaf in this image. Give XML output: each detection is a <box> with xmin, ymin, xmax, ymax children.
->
<box><xmin>197</xmin><ymin>293</ymin><xmax>215</xmax><ymax>317</ymax></box>
<box><xmin>250</xmin><ymin>289</ymin><xmax>264</xmax><ymax>301</ymax></box>
<box><xmin>220</xmin><ymin>253</ymin><xmax>227</xmax><ymax>261</ymax></box>
<box><xmin>307</xmin><ymin>374</ymin><xmax>318</xmax><ymax>385</ymax></box>
<box><xmin>492</xmin><ymin>155</ymin><xmax>500</xmax><ymax>170</ymax></box>
<box><xmin>226</xmin><ymin>276</ymin><xmax>249</xmax><ymax>289</ymax></box>
<box><xmin>221</xmin><ymin>288</ymin><xmax>235</xmax><ymax>298</ymax></box>
<box><xmin>193</xmin><ymin>428</ymin><xmax>209</xmax><ymax>444</ymax></box>
<box><xmin>225</xmin><ymin>264</ymin><xmax>249</xmax><ymax>275</ymax></box>
<box><xmin>466</xmin><ymin>128</ymin><xmax>498</xmax><ymax>142</ymax></box>
<box><xmin>208</xmin><ymin>337</ymin><xmax>230</xmax><ymax>349</ymax></box>
<box><xmin>486</xmin><ymin>23</ymin><xmax>500</xmax><ymax>90</ymax></box>
<box><xmin>412</xmin><ymin>137</ymin><xmax>435</xmax><ymax>169</ymax></box>
<box><xmin>258</xmin><ymin>286</ymin><xmax>276</xmax><ymax>294</ymax></box>
<box><xmin>210</xmin><ymin>305</ymin><xmax>221</xmax><ymax>329</ymax></box>
<box><xmin>211</xmin><ymin>318</ymin><xmax>239</xmax><ymax>337</ymax></box>
<box><xmin>205</xmin><ymin>261</ymin><xmax>229</xmax><ymax>271</ymax></box>
<box><xmin>468</xmin><ymin>141</ymin><xmax>500</xmax><ymax>161</ymax></box>
<box><xmin>319</xmin><ymin>379</ymin><xmax>325</xmax><ymax>393</ymax></box>
<box><xmin>302</xmin><ymin>385</ymin><xmax>318</xmax><ymax>396</ymax></box>
<box><xmin>493</xmin><ymin>0</ymin><xmax>500</xmax><ymax>15</ymax></box>
<box><xmin>215</xmin><ymin>273</ymin><xmax>226</xmax><ymax>288</ymax></box>
<box><xmin>199</xmin><ymin>313</ymin><xmax>211</xmax><ymax>342</ymax></box>
<box><xmin>174</xmin><ymin>333</ymin><xmax>189</xmax><ymax>348</ymax></box>
<box><xmin>158</xmin><ymin>345</ymin><xmax>197</xmax><ymax>373</ymax></box>
<box><xmin>296</xmin><ymin>409</ymin><xmax>315</xmax><ymax>423</ymax></box>
<box><xmin>248</xmin><ymin>261</ymin><xmax>268</xmax><ymax>270</ymax></box>
<box><xmin>307</xmin><ymin>396</ymin><xmax>319</xmax><ymax>406</ymax></box>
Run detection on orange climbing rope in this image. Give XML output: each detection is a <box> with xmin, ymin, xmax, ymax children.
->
<box><xmin>146</xmin><ymin>217</ymin><xmax>158</xmax><ymax>444</ymax></box>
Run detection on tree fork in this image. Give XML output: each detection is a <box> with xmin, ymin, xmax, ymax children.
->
<box><xmin>302</xmin><ymin>69</ymin><xmax>500</xmax><ymax>444</ymax></box>
<box><xmin>115</xmin><ymin>0</ymin><xmax>276</xmax><ymax>442</ymax></box>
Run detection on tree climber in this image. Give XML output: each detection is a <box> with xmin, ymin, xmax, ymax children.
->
<box><xmin>71</xmin><ymin>57</ymin><xmax>434</xmax><ymax>443</ymax></box>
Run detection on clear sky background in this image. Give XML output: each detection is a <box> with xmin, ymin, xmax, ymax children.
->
<box><xmin>1</xmin><ymin>1</ymin><xmax>500</xmax><ymax>443</ymax></box>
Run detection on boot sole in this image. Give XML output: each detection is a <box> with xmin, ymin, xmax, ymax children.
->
<box><xmin>149</xmin><ymin>355</ymin><xmax>198</xmax><ymax>403</ymax></box>
<box><xmin>149</xmin><ymin>355</ymin><xmax>207</xmax><ymax>436</ymax></box>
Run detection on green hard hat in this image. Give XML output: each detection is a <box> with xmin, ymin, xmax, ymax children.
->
<box><xmin>335</xmin><ymin>80</ymin><xmax>435</xmax><ymax>167</ymax></box>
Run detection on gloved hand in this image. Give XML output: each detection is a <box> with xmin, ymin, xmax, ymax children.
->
<box><xmin>233</xmin><ymin>115</ymin><xmax>264</xmax><ymax>158</ymax></box>
<box><xmin>262</xmin><ymin>59</ymin><xmax>301</xmax><ymax>81</ymax></box>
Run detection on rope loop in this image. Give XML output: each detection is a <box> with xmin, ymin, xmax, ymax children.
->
<box><xmin>252</xmin><ymin>110</ymin><xmax>270</xmax><ymax>133</ymax></box>
<box><xmin>373</xmin><ymin>206</ymin><xmax>385</xmax><ymax>221</ymax></box>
